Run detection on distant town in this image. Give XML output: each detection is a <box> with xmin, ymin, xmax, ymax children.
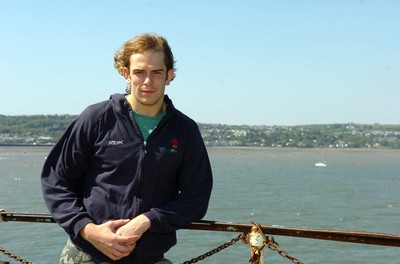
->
<box><xmin>1</xmin><ymin>115</ymin><xmax>399</xmax><ymax>149</ymax></box>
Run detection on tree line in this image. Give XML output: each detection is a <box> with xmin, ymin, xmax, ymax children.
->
<box><xmin>1</xmin><ymin>115</ymin><xmax>399</xmax><ymax>148</ymax></box>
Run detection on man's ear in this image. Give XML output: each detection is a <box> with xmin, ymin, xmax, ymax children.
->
<box><xmin>122</xmin><ymin>67</ymin><xmax>130</xmax><ymax>82</ymax></box>
<box><xmin>166</xmin><ymin>69</ymin><xmax>175</xmax><ymax>85</ymax></box>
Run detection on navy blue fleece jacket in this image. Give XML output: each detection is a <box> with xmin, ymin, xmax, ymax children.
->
<box><xmin>41</xmin><ymin>94</ymin><xmax>213</xmax><ymax>263</ymax></box>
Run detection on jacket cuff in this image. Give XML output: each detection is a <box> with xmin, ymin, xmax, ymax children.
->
<box><xmin>73</xmin><ymin>217</ymin><xmax>93</xmax><ymax>239</ymax></box>
<box><xmin>143</xmin><ymin>210</ymin><xmax>161</xmax><ymax>233</ymax></box>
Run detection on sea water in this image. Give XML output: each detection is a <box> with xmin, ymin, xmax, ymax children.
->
<box><xmin>0</xmin><ymin>146</ymin><xmax>399</xmax><ymax>264</ymax></box>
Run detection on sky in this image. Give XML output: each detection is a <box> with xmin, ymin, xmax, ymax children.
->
<box><xmin>0</xmin><ymin>0</ymin><xmax>399</xmax><ymax>126</ymax></box>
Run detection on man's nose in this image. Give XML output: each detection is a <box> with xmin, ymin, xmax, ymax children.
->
<box><xmin>143</xmin><ymin>74</ymin><xmax>153</xmax><ymax>84</ymax></box>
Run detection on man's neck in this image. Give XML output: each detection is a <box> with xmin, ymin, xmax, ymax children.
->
<box><xmin>126</xmin><ymin>95</ymin><xmax>166</xmax><ymax>116</ymax></box>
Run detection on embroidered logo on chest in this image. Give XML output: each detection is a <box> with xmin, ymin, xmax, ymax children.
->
<box><xmin>170</xmin><ymin>138</ymin><xmax>180</xmax><ymax>154</ymax></box>
<box><xmin>108</xmin><ymin>140</ymin><xmax>124</xmax><ymax>146</ymax></box>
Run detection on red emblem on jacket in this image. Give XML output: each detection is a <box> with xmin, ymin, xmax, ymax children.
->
<box><xmin>170</xmin><ymin>138</ymin><xmax>179</xmax><ymax>154</ymax></box>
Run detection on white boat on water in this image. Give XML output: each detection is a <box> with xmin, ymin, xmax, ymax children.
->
<box><xmin>315</xmin><ymin>162</ymin><xmax>327</xmax><ymax>167</ymax></box>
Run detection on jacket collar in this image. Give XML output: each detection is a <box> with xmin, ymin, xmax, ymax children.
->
<box><xmin>109</xmin><ymin>93</ymin><xmax>175</xmax><ymax>116</ymax></box>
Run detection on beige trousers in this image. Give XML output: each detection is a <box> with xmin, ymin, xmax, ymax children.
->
<box><xmin>59</xmin><ymin>239</ymin><xmax>173</xmax><ymax>264</ymax></box>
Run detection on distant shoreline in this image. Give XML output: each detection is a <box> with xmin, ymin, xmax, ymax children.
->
<box><xmin>207</xmin><ymin>146</ymin><xmax>400</xmax><ymax>152</ymax></box>
<box><xmin>1</xmin><ymin>144</ymin><xmax>399</xmax><ymax>152</ymax></box>
<box><xmin>0</xmin><ymin>144</ymin><xmax>54</xmax><ymax>147</ymax></box>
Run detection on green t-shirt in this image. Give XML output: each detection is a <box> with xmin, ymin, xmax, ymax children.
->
<box><xmin>132</xmin><ymin>110</ymin><xmax>165</xmax><ymax>140</ymax></box>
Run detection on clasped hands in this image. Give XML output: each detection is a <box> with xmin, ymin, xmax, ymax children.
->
<box><xmin>79</xmin><ymin>214</ymin><xmax>151</xmax><ymax>261</ymax></box>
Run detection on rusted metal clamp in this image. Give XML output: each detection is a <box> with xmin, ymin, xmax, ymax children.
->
<box><xmin>243</xmin><ymin>222</ymin><xmax>268</xmax><ymax>264</ymax></box>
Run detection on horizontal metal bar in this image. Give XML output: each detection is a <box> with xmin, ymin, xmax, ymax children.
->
<box><xmin>2</xmin><ymin>211</ymin><xmax>400</xmax><ymax>247</ymax></box>
<box><xmin>186</xmin><ymin>220</ymin><xmax>400</xmax><ymax>247</ymax></box>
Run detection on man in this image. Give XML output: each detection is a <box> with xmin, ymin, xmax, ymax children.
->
<box><xmin>41</xmin><ymin>33</ymin><xmax>213</xmax><ymax>264</ymax></box>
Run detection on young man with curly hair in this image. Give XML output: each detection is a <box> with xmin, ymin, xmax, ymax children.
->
<box><xmin>42</xmin><ymin>33</ymin><xmax>213</xmax><ymax>264</ymax></box>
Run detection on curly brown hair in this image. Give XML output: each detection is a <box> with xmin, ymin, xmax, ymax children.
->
<box><xmin>114</xmin><ymin>33</ymin><xmax>176</xmax><ymax>77</ymax></box>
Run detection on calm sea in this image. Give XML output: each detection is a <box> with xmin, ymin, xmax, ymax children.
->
<box><xmin>0</xmin><ymin>146</ymin><xmax>399</xmax><ymax>264</ymax></box>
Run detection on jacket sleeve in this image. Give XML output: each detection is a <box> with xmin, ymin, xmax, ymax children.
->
<box><xmin>41</xmin><ymin>112</ymin><xmax>94</xmax><ymax>238</ymax></box>
<box><xmin>144</xmin><ymin>122</ymin><xmax>213</xmax><ymax>233</ymax></box>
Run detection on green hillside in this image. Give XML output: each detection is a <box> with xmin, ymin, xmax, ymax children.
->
<box><xmin>1</xmin><ymin>115</ymin><xmax>399</xmax><ymax>148</ymax></box>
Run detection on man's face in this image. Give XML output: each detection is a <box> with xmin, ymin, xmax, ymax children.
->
<box><xmin>124</xmin><ymin>50</ymin><xmax>174</xmax><ymax>114</ymax></box>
